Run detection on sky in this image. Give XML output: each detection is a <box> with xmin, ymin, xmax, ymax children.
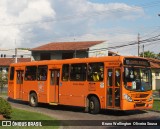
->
<box><xmin>0</xmin><ymin>0</ymin><xmax>160</xmax><ymax>55</ymax></box>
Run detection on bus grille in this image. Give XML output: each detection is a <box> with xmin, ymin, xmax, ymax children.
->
<box><xmin>135</xmin><ymin>103</ymin><xmax>145</xmax><ymax>107</ymax></box>
<box><xmin>131</xmin><ymin>94</ymin><xmax>149</xmax><ymax>98</ymax></box>
<box><xmin>133</xmin><ymin>99</ymin><xmax>147</xmax><ymax>102</ymax></box>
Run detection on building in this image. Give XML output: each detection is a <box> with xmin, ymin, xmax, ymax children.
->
<box><xmin>0</xmin><ymin>49</ymin><xmax>31</xmax><ymax>58</ymax></box>
<box><xmin>0</xmin><ymin>58</ymin><xmax>31</xmax><ymax>73</ymax></box>
<box><xmin>147</xmin><ymin>58</ymin><xmax>160</xmax><ymax>90</ymax></box>
<box><xmin>0</xmin><ymin>49</ymin><xmax>31</xmax><ymax>73</ymax></box>
<box><xmin>31</xmin><ymin>41</ymin><xmax>108</xmax><ymax>61</ymax></box>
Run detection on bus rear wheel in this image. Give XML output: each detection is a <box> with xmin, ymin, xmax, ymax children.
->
<box><xmin>89</xmin><ymin>96</ymin><xmax>100</xmax><ymax>114</ymax></box>
<box><xmin>29</xmin><ymin>93</ymin><xmax>38</xmax><ymax>107</ymax></box>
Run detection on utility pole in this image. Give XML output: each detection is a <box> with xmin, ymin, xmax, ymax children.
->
<box><xmin>15</xmin><ymin>39</ymin><xmax>17</xmax><ymax>63</ymax></box>
<box><xmin>15</xmin><ymin>48</ymin><xmax>17</xmax><ymax>63</ymax></box>
<box><xmin>138</xmin><ymin>33</ymin><xmax>140</xmax><ymax>56</ymax></box>
<box><xmin>142</xmin><ymin>44</ymin><xmax>144</xmax><ymax>58</ymax></box>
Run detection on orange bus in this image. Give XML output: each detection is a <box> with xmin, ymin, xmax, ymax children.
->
<box><xmin>8</xmin><ymin>56</ymin><xmax>153</xmax><ymax>114</ymax></box>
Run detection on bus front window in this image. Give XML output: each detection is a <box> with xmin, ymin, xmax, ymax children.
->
<box><xmin>124</xmin><ymin>67</ymin><xmax>152</xmax><ymax>91</ymax></box>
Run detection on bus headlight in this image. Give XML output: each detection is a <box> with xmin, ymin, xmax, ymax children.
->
<box><xmin>124</xmin><ymin>94</ymin><xmax>133</xmax><ymax>102</ymax></box>
<box><xmin>148</xmin><ymin>95</ymin><xmax>153</xmax><ymax>102</ymax></box>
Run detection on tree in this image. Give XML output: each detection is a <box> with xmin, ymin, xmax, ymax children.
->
<box><xmin>156</xmin><ymin>53</ymin><xmax>160</xmax><ymax>59</ymax></box>
<box><xmin>0</xmin><ymin>72</ymin><xmax>8</xmax><ymax>94</ymax></box>
<box><xmin>140</xmin><ymin>51</ymin><xmax>156</xmax><ymax>58</ymax></box>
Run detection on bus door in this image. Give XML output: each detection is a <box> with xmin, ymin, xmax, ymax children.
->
<box><xmin>50</xmin><ymin>69</ymin><xmax>60</xmax><ymax>103</ymax></box>
<box><xmin>16</xmin><ymin>70</ymin><xmax>24</xmax><ymax>99</ymax></box>
<box><xmin>106</xmin><ymin>68</ymin><xmax>121</xmax><ymax>108</ymax></box>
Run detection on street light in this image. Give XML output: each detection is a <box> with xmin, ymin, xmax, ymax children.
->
<box><xmin>158</xmin><ymin>14</ymin><xmax>160</xmax><ymax>16</ymax></box>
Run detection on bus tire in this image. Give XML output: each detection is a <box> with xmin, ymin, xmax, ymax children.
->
<box><xmin>29</xmin><ymin>93</ymin><xmax>38</xmax><ymax>107</ymax></box>
<box><xmin>89</xmin><ymin>96</ymin><xmax>100</xmax><ymax>114</ymax></box>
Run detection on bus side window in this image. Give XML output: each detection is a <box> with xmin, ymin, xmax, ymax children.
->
<box><xmin>37</xmin><ymin>65</ymin><xmax>47</xmax><ymax>81</ymax></box>
<box><xmin>88</xmin><ymin>62</ymin><xmax>104</xmax><ymax>82</ymax></box>
<box><xmin>10</xmin><ymin>67</ymin><xmax>15</xmax><ymax>80</ymax></box>
<box><xmin>25</xmin><ymin>66</ymin><xmax>37</xmax><ymax>81</ymax></box>
<box><xmin>62</xmin><ymin>64</ymin><xmax>69</xmax><ymax>81</ymax></box>
<box><xmin>70</xmin><ymin>63</ymin><xmax>87</xmax><ymax>81</ymax></box>
<box><xmin>108</xmin><ymin>69</ymin><xmax>113</xmax><ymax>86</ymax></box>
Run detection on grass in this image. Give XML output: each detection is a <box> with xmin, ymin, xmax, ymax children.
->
<box><xmin>152</xmin><ymin>100</ymin><xmax>160</xmax><ymax>111</ymax></box>
<box><xmin>0</xmin><ymin>92</ymin><xmax>7</xmax><ymax>96</ymax></box>
<box><xmin>1</xmin><ymin>108</ymin><xmax>60</xmax><ymax>129</ymax></box>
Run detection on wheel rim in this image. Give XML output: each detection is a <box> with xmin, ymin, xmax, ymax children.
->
<box><xmin>90</xmin><ymin>101</ymin><xmax>94</xmax><ymax>110</ymax></box>
<box><xmin>31</xmin><ymin>96</ymin><xmax>36</xmax><ymax>105</ymax></box>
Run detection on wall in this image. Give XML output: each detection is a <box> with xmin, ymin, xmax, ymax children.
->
<box><xmin>32</xmin><ymin>50</ymin><xmax>88</xmax><ymax>60</ymax></box>
<box><xmin>31</xmin><ymin>42</ymin><xmax>108</xmax><ymax>60</ymax></box>
<box><xmin>88</xmin><ymin>41</ymin><xmax>108</xmax><ymax>57</ymax></box>
<box><xmin>152</xmin><ymin>68</ymin><xmax>160</xmax><ymax>90</ymax></box>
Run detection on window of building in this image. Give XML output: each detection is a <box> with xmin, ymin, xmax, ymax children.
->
<box><xmin>40</xmin><ymin>53</ymin><xmax>51</xmax><ymax>60</ymax></box>
<box><xmin>87</xmin><ymin>62</ymin><xmax>104</xmax><ymax>81</ymax></box>
<box><xmin>37</xmin><ymin>65</ymin><xmax>48</xmax><ymax>81</ymax></box>
<box><xmin>62</xmin><ymin>53</ymin><xmax>73</xmax><ymax>59</ymax></box>
<box><xmin>10</xmin><ymin>67</ymin><xmax>15</xmax><ymax>80</ymax></box>
<box><xmin>70</xmin><ymin>63</ymin><xmax>87</xmax><ymax>81</ymax></box>
<box><xmin>62</xmin><ymin>64</ymin><xmax>69</xmax><ymax>81</ymax></box>
<box><xmin>25</xmin><ymin>66</ymin><xmax>37</xmax><ymax>81</ymax></box>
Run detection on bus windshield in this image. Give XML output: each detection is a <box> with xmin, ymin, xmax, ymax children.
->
<box><xmin>124</xmin><ymin>67</ymin><xmax>152</xmax><ymax>92</ymax></box>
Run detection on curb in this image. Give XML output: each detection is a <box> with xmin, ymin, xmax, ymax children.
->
<box><xmin>149</xmin><ymin>109</ymin><xmax>160</xmax><ymax>113</ymax></box>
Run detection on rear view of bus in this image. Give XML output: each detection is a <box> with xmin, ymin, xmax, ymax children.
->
<box><xmin>122</xmin><ymin>57</ymin><xmax>153</xmax><ymax>110</ymax></box>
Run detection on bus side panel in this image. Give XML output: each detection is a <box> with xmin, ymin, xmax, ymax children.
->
<box><xmin>37</xmin><ymin>81</ymin><xmax>48</xmax><ymax>103</ymax></box>
<box><xmin>87</xmin><ymin>82</ymin><xmax>106</xmax><ymax>109</ymax></box>
<box><xmin>22</xmin><ymin>81</ymin><xmax>36</xmax><ymax>101</ymax></box>
<box><xmin>59</xmin><ymin>81</ymin><xmax>106</xmax><ymax>108</ymax></box>
<box><xmin>22</xmin><ymin>81</ymin><xmax>47</xmax><ymax>103</ymax></box>
<box><xmin>8</xmin><ymin>81</ymin><xmax>15</xmax><ymax>99</ymax></box>
<box><xmin>59</xmin><ymin>82</ymin><xmax>87</xmax><ymax>107</ymax></box>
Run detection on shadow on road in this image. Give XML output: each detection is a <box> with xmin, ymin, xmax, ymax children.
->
<box><xmin>7</xmin><ymin>97</ymin><xmax>147</xmax><ymax>116</ymax></box>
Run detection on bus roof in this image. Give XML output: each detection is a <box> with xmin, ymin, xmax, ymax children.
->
<box><xmin>9</xmin><ymin>56</ymin><xmax>149</xmax><ymax>67</ymax></box>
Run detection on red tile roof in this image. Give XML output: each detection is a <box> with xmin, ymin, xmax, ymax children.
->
<box><xmin>0</xmin><ymin>58</ymin><xmax>31</xmax><ymax>66</ymax></box>
<box><xmin>31</xmin><ymin>41</ymin><xmax>105</xmax><ymax>51</ymax></box>
<box><xmin>146</xmin><ymin>58</ymin><xmax>160</xmax><ymax>68</ymax></box>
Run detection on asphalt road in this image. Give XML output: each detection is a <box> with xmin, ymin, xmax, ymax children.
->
<box><xmin>6</xmin><ymin>98</ymin><xmax>160</xmax><ymax>129</ymax></box>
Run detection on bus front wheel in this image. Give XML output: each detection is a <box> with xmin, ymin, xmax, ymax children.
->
<box><xmin>89</xmin><ymin>96</ymin><xmax>100</xmax><ymax>114</ymax></box>
<box><xmin>29</xmin><ymin>93</ymin><xmax>38</xmax><ymax>107</ymax></box>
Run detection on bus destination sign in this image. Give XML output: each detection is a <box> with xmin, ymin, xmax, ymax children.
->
<box><xmin>124</xmin><ymin>58</ymin><xmax>150</xmax><ymax>67</ymax></box>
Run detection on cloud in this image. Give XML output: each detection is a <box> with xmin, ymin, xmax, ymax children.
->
<box><xmin>0</xmin><ymin>0</ymin><xmax>55</xmax><ymax>49</ymax></box>
<box><xmin>49</xmin><ymin>0</ymin><xmax>144</xmax><ymax>43</ymax></box>
<box><xmin>0</xmin><ymin>0</ymin><xmax>144</xmax><ymax>50</ymax></box>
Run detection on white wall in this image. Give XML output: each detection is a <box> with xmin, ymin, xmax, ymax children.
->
<box><xmin>152</xmin><ymin>69</ymin><xmax>160</xmax><ymax>90</ymax></box>
<box><xmin>88</xmin><ymin>41</ymin><xmax>108</xmax><ymax>57</ymax></box>
<box><xmin>0</xmin><ymin>49</ymin><xmax>31</xmax><ymax>58</ymax></box>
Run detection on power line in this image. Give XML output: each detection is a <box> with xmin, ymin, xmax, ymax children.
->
<box><xmin>88</xmin><ymin>34</ymin><xmax>160</xmax><ymax>52</ymax></box>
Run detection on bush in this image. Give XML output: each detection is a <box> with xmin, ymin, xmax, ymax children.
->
<box><xmin>0</xmin><ymin>97</ymin><xmax>12</xmax><ymax>118</ymax></box>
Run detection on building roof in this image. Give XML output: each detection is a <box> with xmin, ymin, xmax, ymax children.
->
<box><xmin>0</xmin><ymin>58</ymin><xmax>31</xmax><ymax>66</ymax></box>
<box><xmin>147</xmin><ymin>58</ymin><xmax>160</xmax><ymax>68</ymax></box>
<box><xmin>31</xmin><ymin>41</ymin><xmax>105</xmax><ymax>51</ymax></box>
